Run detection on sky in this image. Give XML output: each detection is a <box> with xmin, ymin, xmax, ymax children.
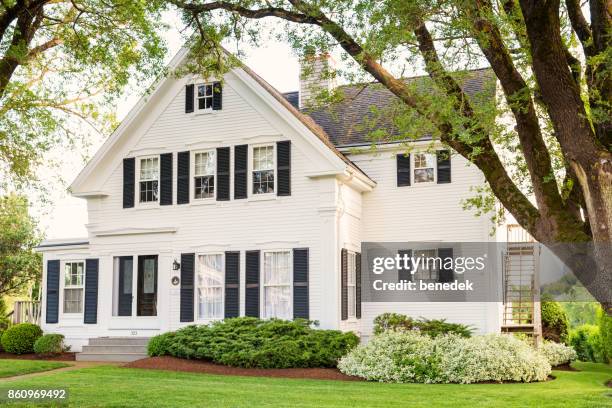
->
<box><xmin>42</xmin><ymin>13</ymin><xmax>301</xmax><ymax>240</ymax></box>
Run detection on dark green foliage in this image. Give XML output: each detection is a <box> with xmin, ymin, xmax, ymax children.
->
<box><xmin>0</xmin><ymin>298</ymin><xmax>9</xmax><ymax>331</ymax></box>
<box><xmin>569</xmin><ymin>325</ymin><xmax>604</xmax><ymax>362</ymax></box>
<box><xmin>33</xmin><ymin>334</ymin><xmax>66</xmax><ymax>356</ymax></box>
<box><xmin>0</xmin><ymin>330</ymin><xmax>3</xmax><ymax>352</ymax></box>
<box><xmin>151</xmin><ymin>318</ymin><xmax>359</xmax><ymax>368</ymax></box>
<box><xmin>597</xmin><ymin>311</ymin><xmax>611</xmax><ymax>363</ymax></box>
<box><xmin>541</xmin><ymin>300</ymin><xmax>569</xmax><ymax>343</ymax></box>
<box><xmin>373</xmin><ymin>313</ymin><xmax>472</xmax><ymax>338</ymax></box>
<box><xmin>1</xmin><ymin>323</ymin><xmax>43</xmax><ymax>354</ymax></box>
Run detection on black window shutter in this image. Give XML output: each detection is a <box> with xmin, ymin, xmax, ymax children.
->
<box><xmin>185</xmin><ymin>84</ymin><xmax>194</xmax><ymax>113</ymax></box>
<box><xmin>45</xmin><ymin>260</ymin><xmax>60</xmax><ymax>324</ymax></box>
<box><xmin>217</xmin><ymin>147</ymin><xmax>230</xmax><ymax>201</ymax></box>
<box><xmin>397</xmin><ymin>154</ymin><xmax>411</xmax><ymax>186</ymax></box>
<box><xmin>398</xmin><ymin>249</ymin><xmax>413</xmax><ymax>282</ymax></box>
<box><xmin>234</xmin><ymin>145</ymin><xmax>248</xmax><ymax>199</ymax></box>
<box><xmin>438</xmin><ymin>248</ymin><xmax>454</xmax><ymax>283</ymax></box>
<box><xmin>293</xmin><ymin>248</ymin><xmax>309</xmax><ymax>319</ymax></box>
<box><xmin>123</xmin><ymin>158</ymin><xmax>135</xmax><ymax>208</ymax></box>
<box><xmin>437</xmin><ymin>150</ymin><xmax>451</xmax><ymax>183</ymax></box>
<box><xmin>212</xmin><ymin>81</ymin><xmax>222</xmax><ymax>110</ymax></box>
<box><xmin>177</xmin><ymin>151</ymin><xmax>190</xmax><ymax>205</ymax></box>
<box><xmin>277</xmin><ymin>141</ymin><xmax>291</xmax><ymax>196</ymax></box>
<box><xmin>84</xmin><ymin>259</ymin><xmax>99</xmax><ymax>324</ymax></box>
<box><xmin>245</xmin><ymin>250</ymin><xmax>260</xmax><ymax>318</ymax></box>
<box><xmin>356</xmin><ymin>252</ymin><xmax>362</xmax><ymax>319</ymax></box>
<box><xmin>160</xmin><ymin>153</ymin><xmax>173</xmax><ymax>206</ymax></box>
<box><xmin>341</xmin><ymin>248</ymin><xmax>348</xmax><ymax>321</ymax></box>
<box><xmin>180</xmin><ymin>253</ymin><xmax>195</xmax><ymax>322</ymax></box>
<box><xmin>225</xmin><ymin>251</ymin><xmax>240</xmax><ymax>318</ymax></box>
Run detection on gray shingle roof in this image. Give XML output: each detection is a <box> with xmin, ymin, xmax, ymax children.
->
<box><xmin>283</xmin><ymin>68</ymin><xmax>495</xmax><ymax>147</ymax></box>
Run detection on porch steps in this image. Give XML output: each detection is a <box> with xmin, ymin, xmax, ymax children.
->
<box><xmin>76</xmin><ymin>337</ymin><xmax>149</xmax><ymax>362</ymax></box>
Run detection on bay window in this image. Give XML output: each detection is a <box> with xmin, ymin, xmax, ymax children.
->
<box><xmin>197</xmin><ymin>254</ymin><xmax>224</xmax><ymax>319</ymax></box>
<box><xmin>63</xmin><ymin>261</ymin><xmax>84</xmax><ymax>314</ymax></box>
<box><xmin>263</xmin><ymin>251</ymin><xmax>291</xmax><ymax>319</ymax></box>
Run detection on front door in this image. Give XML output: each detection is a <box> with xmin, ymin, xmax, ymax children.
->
<box><xmin>137</xmin><ymin>255</ymin><xmax>158</xmax><ymax>316</ymax></box>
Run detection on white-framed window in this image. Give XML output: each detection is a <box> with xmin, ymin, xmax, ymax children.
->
<box><xmin>138</xmin><ymin>156</ymin><xmax>159</xmax><ymax>203</ymax></box>
<box><xmin>252</xmin><ymin>145</ymin><xmax>275</xmax><ymax>194</ymax></box>
<box><xmin>197</xmin><ymin>83</ymin><xmax>214</xmax><ymax>111</ymax></box>
<box><xmin>263</xmin><ymin>250</ymin><xmax>291</xmax><ymax>319</ymax></box>
<box><xmin>413</xmin><ymin>153</ymin><xmax>435</xmax><ymax>184</ymax></box>
<box><xmin>413</xmin><ymin>249</ymin><xmax>438</xmax><ymax>281</ymax></box>
<box><xmin>63</xmin><ymin>261</ymin><xmax>84</xmax><ymax>314</ymax></box>
<box><xmin>197</xmin><ymin>254</ymin><xmax>224</xmax><ymax>319</ymax></box>
<box><xmin>347</xmin><ymin>252</ymin><xmax>357</xmax><ymax>319</ymax></box>
<box><xmin>193</xmin><ymin>150</ymin><xmax>215</xmax><ymax>199</ymax></box>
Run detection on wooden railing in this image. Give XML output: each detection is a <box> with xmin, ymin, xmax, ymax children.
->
<box><xmin>11</xmin><ymin>301</ymin><xmax>41</xmax><ymax>325</ymax></box>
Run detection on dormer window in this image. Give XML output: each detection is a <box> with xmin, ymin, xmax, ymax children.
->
<box><xmin>252</xmin><ymin>145</ymin><xmax>274</xmax><ymax>194</ymax></box>
<box><xmin>197</xmin><ymin>83</ymin><xmax>214</xmax><ymax>111</ymax></box>
<box><xmin>138</xmin><ymin>156</ymin><xmax>159</xmax><ymax>203</ymax></box>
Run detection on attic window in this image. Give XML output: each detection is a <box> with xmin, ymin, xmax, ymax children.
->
<box><xmin>197</xmin><ymin>83</ymin><xmax>214</xmax><ymax>111</ymax></box>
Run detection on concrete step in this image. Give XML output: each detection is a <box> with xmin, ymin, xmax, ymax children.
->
<box><xmin>88</xmin><ymin>337</ymin><xmax>150</xmax><ymax>346</ymax></box>
<box><xmin>76</xmin><ymin>352</ymin><xmax>147</xmax><ymax>362</ymax></box>
<box><xmin>82</xmin><ymin>345</ymin><xmax>147</xmax><ymax>354</ymax></box>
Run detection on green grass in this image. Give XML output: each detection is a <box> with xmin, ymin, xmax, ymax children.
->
<box><xmin>0</xmin><ymin>360</ymin><xmax>69</xmax><ymax>378</ymax></box>
<box><xmin>1</xmin><ymin>362</ymin><xmax>610</xmax><ymax>407</ymax></box>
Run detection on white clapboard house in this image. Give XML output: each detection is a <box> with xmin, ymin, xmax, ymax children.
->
<box><xmin>36</xmin><ymin>48</ymin><xmax>520</xmax><ymax>360</ymax></box>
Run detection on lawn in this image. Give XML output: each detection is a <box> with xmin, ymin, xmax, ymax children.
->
<box><xmin>0</xmin><ymin>360</ymin><xmax>69</xmax><ymax>378</ymax></box>
<box><xmin>1</xmin><ymin>362</ymin><xmax>610</xmax><ymax>407</ymax></box>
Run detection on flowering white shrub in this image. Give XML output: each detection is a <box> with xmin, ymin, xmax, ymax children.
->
<box><xmin>538</xmin><ymin>341</ymin><xmax>577</xmax><ymax>367</ymax></box>
<box><xmin>338</xmin><ymin>332</ymin><xmax>551</xmax><ymax>383</ymax></box>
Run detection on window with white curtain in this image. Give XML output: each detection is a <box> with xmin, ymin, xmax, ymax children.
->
<box><xmin>263</xmin><ymin>251</ymin><xmax>291</xmax><ymax>319</ymax></box>
<box><xmin>347</xmin><ymin>252</ymin><xmax>357</xmax><ymax>319</ymax></box>
<box><xmin>413</xmin><ymin>153</ymin><xmax>435</xmax><ymax>183</ymax></box>
<box><xmin>197</xmin><ymin>254</ymin><xmax>224</xmax><ymax>319</ymax></box>
<box><xmin>252</xmin><ymin>145</ymin><xmax>274</xmax><ymax>194</ymax></box>
<box><xmin>194</xmin><ymin>150</ymin><xmax>215</xmax><ymax>199</ymax></box>
<box><xmin>63</xmin><ymin>261</ymin><xmax>84</xmax><ymax>314</ymax></box>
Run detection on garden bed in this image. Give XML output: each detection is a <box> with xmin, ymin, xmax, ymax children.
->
<box><xmin>124</xmin><ymin>356</ymin><xmax>363</xmax><ymax>381</ymax></box>
<box><xmin>551</xmin><ymin>363</ymin><xmax>578</xmax><ymax>371</ymax></box>
<box><xmin>0</xmin><ymin>352</ymin><xmax>75</xmax><ymax>361</ymax></box>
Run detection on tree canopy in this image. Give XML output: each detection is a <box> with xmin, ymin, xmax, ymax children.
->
<box><xmin>165</xmin><ymin>0</ymin><xmax>611</xmax><ymax>307</ymax></box>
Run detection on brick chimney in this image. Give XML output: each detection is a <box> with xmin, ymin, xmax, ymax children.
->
<box><xmin>299</xmin><ymin>53</ymin><xmax>336</xmax><ymax>109</ymax></box>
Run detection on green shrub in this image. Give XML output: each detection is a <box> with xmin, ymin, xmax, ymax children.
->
<box><xmin>598</xmin><ymin>310</ymin><xmax>611</xmax><ymax>363</ymax></box>
<box><xmin>1</xmin><ymin>323</ymin><xmax>43</xmax><ymax>354</ymax></box>
<box><xmin>33</xmin><ymin>334</ymin><xmax>66</xmax><ymax>356</ymax></box>
<box><xmin>157</xmin><ymin>318</ymin><xmax>359</xmax><ymax>368</ymax></box>
<box><xmin>538</xmin><ymin>341</ymin><xmax>577</xmax><ymax>367</ymax></box>
<box><xmin>373</xmin><ymin>313</ymin><xmax>472</xmax><ymax>338</ymax></box>
<box><xmin>338</xmin><ymin>332</ymin><xmax>550</xmax><ymax>383</ymax></box>
<box><xmin>0</xmin><ymin>330</ymin><xmax>3</xmax><ymax>352</ymax></box>
<box><xmin>0</xmin><ymin>298</ymin><xmax>9</xmax><ymax>331</ymax></box>
<box><xmin>570</xmin><ymin>324</ymin><xmax>604</xmax><ymax>362</ymax></box>
<box><xmin>147</xmin><ymin>332</ymin><xmax>174</xmax><ymax>357</ymax></box>
<box><xmin>541</xmin><ymin>300</ymin><xmax>569</xmax><ymax>343</ymax></box>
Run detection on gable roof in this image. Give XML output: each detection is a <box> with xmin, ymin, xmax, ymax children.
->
<box><xmin>70</xmin><ymin>47</ymin><xmax>375</xmax><ymax>194</ymax></box>
<box><xmin>284</xmin><ymin>68</ymin><xmax>495</xmax><ymax>147</ymax></box>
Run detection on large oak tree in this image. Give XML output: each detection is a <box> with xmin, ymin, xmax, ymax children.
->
<box><xmin>167</xmin><ymin>0</ymin><xmax>611</xmax><ymax>309</ymax></box>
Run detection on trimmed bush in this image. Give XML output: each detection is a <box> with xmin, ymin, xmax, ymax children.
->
<box><xmin>147</xmin><ymin>332</ymin><xmax>173</xmax><ymax>357</ymax></box>
<box><xmin>598</xmin><ymin>310</ymin><xmax>612</xmax><ymax>363</ymax></box>
<box><xmin>373</xmin><ymin>313</ymin><xmax>472</xmax><ymax>338</ymax></box>
<box><xmin>33</xmin><ymin>334</ymin><xmax>66</xmax><ymax>356</ymax></box>
<box><xmin>1</xmin><ymin>323</ymin><xmax>43</xmax><ymax>354</ymax></box>
<box><xmin>541</xmin><ymin>300</ymin><xmax>569</xmax><ymax>343</ymax></box>
<box><xmin>538</xmin><ymin>341</ymin><xmax>577</xmax><ymax>367</ymax></box>
<box><xmin>570</xmin><ymin>324</ymin><xmax>604</xmax><ymax>362</ymax></box>
<box><xmin>338</xmin><ymin>331</ymin><xmax>550</xmax><ymax>383</ymax></box>
<box><xmin>152</xmin><ymin>318</ymin><xmax>359</xmax><ymax>368</ymax></box>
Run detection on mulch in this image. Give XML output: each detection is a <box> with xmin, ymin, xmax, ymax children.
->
<box><xmin>0</xmin><ymin>352</ymin><xmax>76</xmax><ymax>361</ymax></box>
<box><xmin>124</xmin><ymin>356</ymin><xmax>363</xmax><ymax>381</ymax></box>
<box><xmin>552</xmin><ymin>363</ymin><xmax>579</xmax><ymax>372</ymax></box>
